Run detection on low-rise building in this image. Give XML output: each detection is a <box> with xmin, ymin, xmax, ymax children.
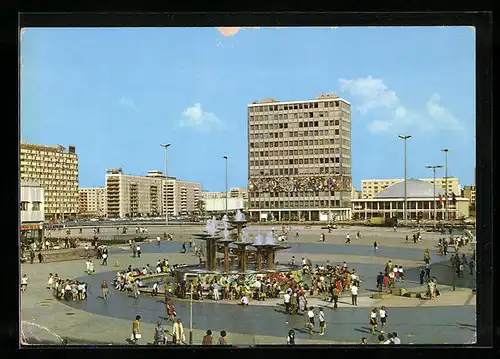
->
<box><xmin>361</xmin><ymin>177</ymin><xmax>461</xmax><ymax>199</ymax></box>
<box><xmin>20</xmin><ymin>182</ymin><xmax>45</xmax><ymax>244</ymax></box>
<box><xmin>352</xmin><ymin>179</ymin><xmax>470</xmax><ymax>221</ymax></box>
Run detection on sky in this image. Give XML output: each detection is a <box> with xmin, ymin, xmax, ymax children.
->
<box><xmin>20</xmin><ymin>26</ymin><xmax>476</xmax><ymax>192</ymax></box>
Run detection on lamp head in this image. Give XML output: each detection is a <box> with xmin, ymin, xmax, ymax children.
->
<box><xmin>160</xmin><ymin>143</ymin><xmax>171</xmax><ymax>148</ymax></box>
<box><xmin>398</xmin><ymin>135</ymin><xmax>412</xmax><ymax>140</ymax></box>
<box><xmin>223</xmin><ymin>156</ymin><xmax>228</xmax><ymax>159</ymax></box>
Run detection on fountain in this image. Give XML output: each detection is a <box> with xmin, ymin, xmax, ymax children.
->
<box><xmin>174</xmin><ymin>210</ymin><xmax>301</xmax><ymax>285</ymax></box>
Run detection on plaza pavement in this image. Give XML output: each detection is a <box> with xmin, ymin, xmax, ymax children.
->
<box><xmin>21</xmin><ymin>235</ymin><xmax>476</xmax><ymax>346</ymax></box>
<box><xmin>50</xmin><ymin>224</ymin><xmax>463</xmax><ymax>251</ymax></box>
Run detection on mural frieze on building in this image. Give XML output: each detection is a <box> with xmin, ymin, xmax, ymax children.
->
<box><xmin>248</xmin><ymin>175</ymin><xmax>352</xmax><ymax>192</ymax></box>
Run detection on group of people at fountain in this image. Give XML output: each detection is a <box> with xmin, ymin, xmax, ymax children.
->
<box><xmin>375</xmin><ymin>260</ymin><xmax>405</xmax><ymax>292</ymax></box>
<box><xmin>46</xmin><ymin>273</ymin><xmax>89</xmax><ymax>301</ymax></box>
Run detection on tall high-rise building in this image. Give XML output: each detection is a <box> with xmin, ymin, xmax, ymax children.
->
<box><xmin>105</xmin><ymin>168</ymin><xmax>202</xmax><ymax>218</ymax></box>
<box><xmin>247</xmin><ymin>94</ymin><xmax>352</xmax><ymax>222</ymax></box>
<box><xmin>78</xmin><ymin>187</ymin><xmax>107</xmax><ymax>218</ymax></box>
<box><xmin>20</xmin><ymin>142</ymin><xmax>79</xmax><ymax>220</ymax></box>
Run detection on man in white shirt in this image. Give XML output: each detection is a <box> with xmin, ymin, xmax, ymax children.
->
<box><xmin>306</xmin><ymin>307</ymin><xmax>315</xmax><ymax>335</ymax></box>
<box><xmin>156</xmin><ymin>236</ymin><xmax>161</xmax><ymax>245</ymax></box>
<box><xmin>351</xmin><ymin>284</ymin><xmax>358</xmax><ymax>305</ymax></box>
<box><xmin>283</xmin><ymin>292</ymin><xmax>291</xmax><ymax>313</ymax></box>
<box><xmin>21</xmin><ymin>274</ymin><xmax>28</xmax><ymax>292</ymax></box>
<box><xmin>391</xmin><ymin>332</ymin><xmax>401</xmax><ymax>344</ymax></box>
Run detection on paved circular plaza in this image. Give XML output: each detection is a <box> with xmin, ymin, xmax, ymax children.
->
<box><xmin>20</xmin><ymin>226</ymin><xmax>476</xmax><ymax>345</ymax></box>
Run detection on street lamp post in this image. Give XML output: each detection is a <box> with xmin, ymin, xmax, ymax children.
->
<box><xmin>398</xmin><ymin>135</ymin><xmax>412</xmax><ymax>225</ymax></box>
<box><xmin>189</xmin><ymin>282</ymin><xmax>193</xmax><ymax>344</ymax></box>
<box><xmin>441</xmin><ymin>149</ymin><xmax>450</xmax><ymax>221</ymax></box>
<box><xmin>160</xmin><ymin>144</ymin><xmax>171</xmax><ymax>227</ymax></box>
<box><xmin>425</xmin><ymin>165</ymin><xmax>443</xmax><ymax>228</ymax></box>
<box><xmin>223</xmin><ymin>156</ymin><xmax>229</xmax><ymax>214</ymax></box>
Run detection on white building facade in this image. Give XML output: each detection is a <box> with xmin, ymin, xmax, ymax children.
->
<box><xmin>20</xmin><ymin>182</ymin><xmax>45</xmax><ymax>243</ymax></box>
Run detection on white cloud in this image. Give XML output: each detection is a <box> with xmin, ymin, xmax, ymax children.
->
<box><xmin>180</xmin><ymin>103</ymin><xmax>222</xmax><ymax>131</ymax></box>
<box><xmin>426</xmin><ymin>93</ymin><xmax>465</xmax><ymax>132</ymax></box>
<box><xmin>118</xmin><ymin>97</ymin><xmax>138</xmax><ymax>111</ymax></box>
<box><xmin>339</xmin><ymin>76</ymin><xmax>399</xmax><ymax>113</ymax></box>
<box><xmin>339</xmin><ymin>76</ymin><xmax>465</xmax><ymax>135</ymax></box>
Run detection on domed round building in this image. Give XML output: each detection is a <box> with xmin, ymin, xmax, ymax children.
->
<box><xmin>351</xmin><ymin>179</ymin><xmax>470</xmax><ymax>221</ymax></box>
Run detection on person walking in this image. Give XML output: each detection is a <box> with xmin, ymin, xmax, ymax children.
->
<box><xmin>419</xmin><ymin>267</ymin><xmax>425</xmax><ymax>285</ymax></box>
<box><xmin>154</xmin><ymin>320</ymin><xmax>166</xmax><ymax>345</ymax></box>
<box><xmin>38</xmin><ymin>252</ymin><xmax>43</xmax><ymax>263</ymax></box>
<box><xmin>283</xmin><ymin>291</ymin><xmax>291</xmax><ymax>314</ymax></box>
<box><xmin>101</xmin><ymin>280</ymin><xmax>109</xmax><ymax>300</ymax></box>
<box><xmin>379</xmin><ymin>306</ymin><xmax>388</xmax><ymax>333</ymax></box>
<box><xmin>425</xmin><ymin>262</ymin><xmax>431</xmax><ymax>280</ymax></box>
<box><xmin>373</xmin><ymin>241</ymin><xmax>378</xmax><ymax>252</ymax></box>
<box><xmin>136</xmin><ymin>244</ymin><xmax>141</xmax><ymax>258</ymax></box>
<box><xmin>351</xmin><ymin>283</ymin><xmax>358</xmax><ymax>306</ymax></box>
<box><xmin>319</xmin><ymin>307</ymin><xmax>326</xmax><ymax>335</ymax></box>
<box><xmin>287</xmin><ymin>329</ymin><xmax>296</xmax><ymax>345</ymax></box>
<box><xmin>131</xmin><ymin>315</ymin><xmax>141</xmax><ymax>344</ymax></box>
<box><xmin>172</xmin><ymin>319</ymin><xmax>185</xmax><ymax>345</ymax></box>
<box><xmin>370</xmin><ymin>308</ymin><xmax>378</xmax><ymax>334</ymax></box>
<box><xmin>331</xmin><ymin>286</ymin><xmax>339</xmax><ymax>309</ymax></box>
<box><xmin>132</xmin><ymin>244</ymin><xmax>137</xmax><ymax>258</ymax></box>
<box><xmin>29</xmin><ymin>251</ymin><xmax>35</xmax><ymax>264</ymax></box>
<box><xmin>167</xmin><ymin>298</ymin><xmax>176</xmax><ymax>322</ymax></box>
<box><xmin>306</xmin><ymin>307</ymin><xmax>315</xmax><ymax>336</ymax></box>
<box><xmin>218</xmin><ymin>330</ymin><xmax>227</xmax><ymax>345</ymax></box>
<box><xmin>156</xmin><ymin>236</ymin><xmax>161</xmax><ymax>246</ymax></box>
<box><xmin>202</xmin><ymin>330</ymin><xmax>213</xmax><ymax>345</ymax></box>
<box><xmin>102</xmin><ymin>251</ymin><xmax>108</xmax><ymax>266</ymax></box>
<box><xmin>345</xmin><ymin>234</ymin><xmax>351</xmax><ymax>244</ymax></box>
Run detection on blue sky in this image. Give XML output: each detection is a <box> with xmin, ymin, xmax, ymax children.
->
<box><xmin>20</xmin><ymin>26</ymin><xmax>476</xmax><ymax>191</ymax></box>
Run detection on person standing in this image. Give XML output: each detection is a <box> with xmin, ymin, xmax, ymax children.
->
<box><xmin>287</xmin><ymin>329</ymin><xmax>296</xmax><ymax>344</ymax></box>
<box><xmin>38</xmin><ymin>252</ymin><xmax>43</xmax><ymax>263</ymax></box>
<box><xmin>379</xmin><ymin>306</ymin><xmax>388</xmax><ymax>333</ymax></box>
<box><xmin>101</xmin><ymin>280</ymin><xmax>109</xmax><ymax>300</ymax></box>
<box><xmin>218</xmin><ymin>331</ymin><xmax>227</xmax><ymax>345</ymax></box>
<box><xmin>373</xmin><ymin>241</ymin><xmax>378</xmax><ymax>252</ymax></box>
<box><xmin>154</xmin><ymin>320</ymin><xmax>165</xmax><ymax>345</ymax></box>
<box><xmin>156</xmin><ymin>236</ymin><xmax>161</xmax><ymax>246</ymax></box>
<box><xmin>419</xmin><ymin>267</ymin><xmax>425</xmax><ymax>285</ymax></box>
<box><xmin>172</xmin><ymin>319</ymin><xmax>185</xmax><ymax>345</ymax></box>
<box><xmin>331</xmin><ymin>286</ymin><xmax>339</xmax><ymax>309</ymax></box>
<box><xmin>136</xmin><ymin>244</ymin><xmax>141</xmax><ymax>258</ymax></box>
<box><xmin>29</xmin><ymin>251</ymin><xmax>35</xmax><ymax>264</ymax></box>
<box><xmin>21</xmin><ymin>274</ymin><xmax>28</xmax><ymax>292</ymax></box>
<box><xmin>369</xmin><ymin>308</ymin><xmax>379</xmax><ymax>335</ymax></box>
<box><xmin>307</xmin><ymin>307</ymin><xmax>315</xmax><ymax>336</ymax></box>
<box><xmin>102</xmin><ymin>251</ymin><xmax>108</xmax><ymax>266</ymax></box>
<box><xmin>351</xmin><ymin>283</ymin><xmax>358</xmax><ymax>306</ymax></box>
<box><xmin>425</xmin><ymin>262</ymin><xmax>431</xmax><ymax>280</ymax></box>
<box><xmin>361</xmin><ymin>337</ymin><xmax>368</xmax><ymax>345</ymax></box>
<box><xmin>319</xmin><ymin>307</ymin><xmax>326</xmax><ymax>335</ymax></box>
<box><xmin>283</xmin><ymin>291</ymin><xmax>291</xmax><ymax>314</ymax></box>
<box><xmin>132</xmin><ymin>315</ymin><xmax>141</xmax><ymax>344</ymax></box>
<box><xmin>132</xmin><ymin>244</ymin><xmax>137</xmax><ymax>258</ymax></box>
<box><xmin>202</xmin><ymin>330</ymin><xmax>213</xmax><ymax>345</ymax></box>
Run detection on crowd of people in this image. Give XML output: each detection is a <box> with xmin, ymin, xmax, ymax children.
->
<box><xmin>47</xmin><ymin>273</ymin><xmax>89</xmax><ymax>301</ymax></box>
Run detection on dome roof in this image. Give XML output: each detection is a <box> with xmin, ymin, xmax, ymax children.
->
<box><xmin>375</xmin><ymin>179</ymin><xmax>445</xmax><ymax>199</ymax></box>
